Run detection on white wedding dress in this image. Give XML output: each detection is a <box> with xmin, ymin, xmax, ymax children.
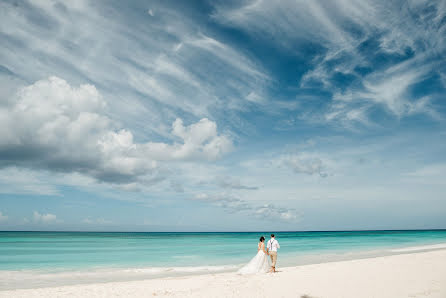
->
<box><xmin>238</xmin><ymin>242</ymin><xmax>270</xmax><ymax>274</ymax></box>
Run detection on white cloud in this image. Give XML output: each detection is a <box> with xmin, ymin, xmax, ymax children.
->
<box><xmin>253</xmin><ymin>204</ymin><xmax>298</xmax><ymax>221</ymax></box>
<box><xmin>213</xmin><ymin>0</ymin><xmax>372</xmax><ymax>53</ymax></box>
<box><xmin>33</xmin><ymin>211</ymin><xmax>58</xmax><ymax>223</ymax></box>
<box><xmin>216</xmin><ymin>176</ymin><xmax>259</xmax><ymax>190</ymax></box>
<box><xmin>0</xmin><ymin>167</ymin><xmax>60</xmax><ymax>195</ymax></box>
<box><xmin>245</xmin><ymin>91</ymin><xmax>268</xmax><ymax>105</ymax></box>
<box><xmin>82</xmin><ymin>218</ymin><xmax>112</xmax><ymax>225</ymax></box>
<box><xmin>331</xmin><ymin>60</ymin><xmax>440</xmax><ymax>120</ymax></box>
<box><xmin>0</xmin><ymin>77</ymin><xmax>232</xmax><ymax>184</ymax></box>
<box><xmin>82</xmin><ymin>218</ymin><xmax>93</xmax><ymax>224</ymax></box>
<box><xmin>0</xmin><ymin>211</ymin><xmax>8</xmax><ymax>222</ymax></box>
<box><xmin>321</xmin><ymin>102</ymin><xmax>373</xmax><ymax>129</ymax></box>
<box><xmin>192</xmin><ymin>192</ymin><xmax>299</xmax><ymax>222</ymax></box>
<box><xmin>186</xmin><ymin>34</ymin><xmax>267</xmax><ymax>81</ymax></box>
<box><xmin>276</xmin><ymin>153</ymin><xmax>329</xmax><ymax>177</ymax></box>
<box><xmin>170</xmin><ymin>118</ymin><xmax>233</xmax><ymax>160</ymax></box>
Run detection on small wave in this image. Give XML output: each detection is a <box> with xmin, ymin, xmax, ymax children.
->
<box><xmin>171</xmin><ymin>255</ymin><xmax>200</xmax><ymax>259</ymax></box>
<box><xmin>0</xmin><ymin>264</ymin><xmax>241</xmax><ymax>290</ymax></box>
<box><xmin>389</xmin><ymin>243</ymin><xmax>446</xmax><ymax>253</ymax></box>
<box><xmin>122</xmin><ymin>264</ymin><xmax>239</xmax><ymax>274</ymax></box>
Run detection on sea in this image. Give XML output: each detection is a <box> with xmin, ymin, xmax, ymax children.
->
<box><xmin>1</xmin><ymin>230</ymin><xmax>446</xmax><ymax>290</ymax></box>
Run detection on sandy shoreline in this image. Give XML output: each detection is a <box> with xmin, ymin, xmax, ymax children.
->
<box><xmin>1</xmin><ymin>249</ymin><xmax>445</xmax><ymax>298</ymax></box>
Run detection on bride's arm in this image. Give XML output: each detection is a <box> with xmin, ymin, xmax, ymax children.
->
<box><xmin>262</xmin><ymin>243</ymin><xmax>268</xmax><ymax>255</ymax></box>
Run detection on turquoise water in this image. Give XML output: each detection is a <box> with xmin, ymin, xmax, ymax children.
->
<box><xmin>1</xmin><ymin>230</ymin><xmax>446</xmax><ymax>289</ymax></box>
<box><xmin>1</xmin><ymin>230</ymin><xmax>446</xmax><ymax>270</ymax></box>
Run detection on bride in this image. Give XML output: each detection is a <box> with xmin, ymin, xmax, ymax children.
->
<box><xmin>238</xmin><ymin>236</ymin><xmax>270</xmax><ymax>274</ymax></box>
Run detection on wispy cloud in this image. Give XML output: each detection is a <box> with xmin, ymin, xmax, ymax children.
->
<box><xmin>0</xmin><ymin>0</ymin><xmax>269</xmax><ymax>138</ymax></box>
<box><xmin>216</xmin><ymin>176</ymin><xmax>259</xmax><ymax>190</ymax></box>
<box><xmin>0</xmin><ymin>167</ymin><xmax>60</xmax><ymax>195</ymax></box>
<box><xmin>331</xmin><ymin>59</ymin><xmax>441</xmax><ymax>121</ymax></box>
<box><xmin>192</xmin><ymin>193</ymin><xmax>300</xmax><ymax>222</ymax></box>
<box><xmin>213</xmin><ymin>0</ymin><xmax>446</xmax><ymax>125</ymax></box>
<box><xmin>275</xmin><ymin>153</ymin><xmax>329</xmax><ymax>178</ymax></box>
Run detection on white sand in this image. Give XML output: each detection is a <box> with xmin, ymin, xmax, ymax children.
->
<box><xmin>1</xmin><ymin>249</ymin><xmax>446</xmax><ymax>298</ymax></box>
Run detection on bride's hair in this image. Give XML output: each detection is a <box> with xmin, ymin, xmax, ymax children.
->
<box><xmin>259</xmin><ymin>236</ymin><xmax>265</xmax><ymax>242</ymax></box>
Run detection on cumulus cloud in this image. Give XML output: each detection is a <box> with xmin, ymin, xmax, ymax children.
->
<box><xmin>193</xmin><ymin>193</ymin><xmax>299</xmax><ymax>221</ymax></box>
<box><xmin>0</xmin><ymin>77</ymin><xmax>232</xmax><ymax>184</ymax></box>
<box><xmin>170</xmin><ymin>118</ymin><xmax>233</xmax><ymax>160</ymax></box>
<box><xmin>0</xmin><ymin>211</ymin><xmax>8</xmax><ymax>222</ymax></box>
<box><xmin>33</xmin><ymin>211</ymin><xmax>58</xmax><ymax>223</ymax></box>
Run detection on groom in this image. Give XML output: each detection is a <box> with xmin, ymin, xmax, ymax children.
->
<box><xmin>266</xmin><ymin>234</ymin><xmax>280</xmax><ymax>273</ymax></box>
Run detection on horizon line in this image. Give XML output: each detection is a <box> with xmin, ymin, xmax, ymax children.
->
<box><xmin>1</xmin><ymin>228</ymin><xmax>445</xmax><ymax>233</ymax></box>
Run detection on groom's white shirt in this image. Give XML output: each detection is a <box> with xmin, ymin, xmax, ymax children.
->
<box><xmin>267</xmin><ymin>238</ymin><xmax>280</xmax><ymax>252</ymax></box>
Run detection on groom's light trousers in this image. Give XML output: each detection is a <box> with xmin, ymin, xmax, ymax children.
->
<box><xmin>269</xmin><ymin>251</ymin><xmax>277</xmax><ymax>267</ymax></box>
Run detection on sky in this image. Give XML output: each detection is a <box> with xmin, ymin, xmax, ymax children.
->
<box><xmin>0</xmin><ymin>0</ymin><xmax>445</xmax><ymax>232</ymax></box>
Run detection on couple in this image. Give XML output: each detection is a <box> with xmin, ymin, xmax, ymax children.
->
<box><xmin>238</xmin><ymin>234</ymin><xmax>280</xmax><ymax>274</ymax></box>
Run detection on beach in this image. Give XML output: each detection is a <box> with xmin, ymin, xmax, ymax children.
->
<box><xmin>2</xmin><ymin>249</ymin><xmax>445</xmax><ymax>298</ymax></box>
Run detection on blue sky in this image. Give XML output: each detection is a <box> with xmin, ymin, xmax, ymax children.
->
<box><xmin>0</xmin><ymin>0</ymin><xmax>445</xmax><ymax>231</ymax></box>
